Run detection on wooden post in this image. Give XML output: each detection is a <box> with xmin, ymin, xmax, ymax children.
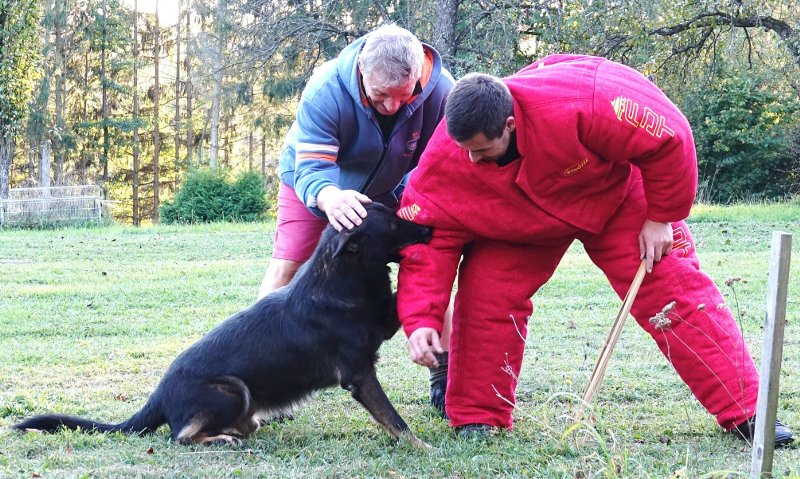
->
<box><xmin>750</xmin><ymin>231</ymin><xmax>792</xmax><ymax>479</ymax></box>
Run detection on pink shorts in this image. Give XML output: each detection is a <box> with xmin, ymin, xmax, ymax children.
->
<box><xmin>272</xmin><ymin>182</ymin><xmax>328</xmax><ymax>262</ymax></box>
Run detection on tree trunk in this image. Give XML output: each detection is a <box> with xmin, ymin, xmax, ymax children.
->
<box><xmin>198</xmin><ymin>114</ymin><xmax>209</xmax><ymax>165</ymax></box>
<box><xmin>80</xmin><ymin>51</ymin><xmax>89</xmax><ymax>184</ymax></box>
<box><xmin>26</xmin><ymin>118</ymin><xmax>36</xmax><ymax>183</ymax></box>
<box><xmin>0</xmin><ymin>134</ymin><xmax>13</xmax><ymax>203</ymax></box>
<box><xmin>27</xmin><ymin>139</ymin><xmax>35</xmax><ymax>182</ymax></box>
<box><xmin>433</xmin><ymin>0</ymin><xmax>459</xmax><ymax>69</ymax></box>
<box><xmin>101</xmin><ymin>0</ymin><xmax>110</xmax><ymax>182</ymax></box>
<box><xmin>40</xmin><ymin>140</ymin><xmax>51</xmax><ymax>189</ymax></box>
<box><xmin>248</xmin><ymin>131</ymin><xmax>253</xmax><ymax>171</ymax></box>
<box><xmin>132</xmin><ymin>0</ymin><xmax>141</xmax><ymax>226</ymax></box>
<box><xmin>174</xmin><ymin>0</ymin><xmax>181</xmax><ymax>171</ymax></box>
<box><xmin>185</xmin><ymin>1</ymin><xmax>193</xmax><ymax>168</ymax></box>
<box><xmin>30</xmin><ymin>6</ymin><xmax>51</xmax><ymax>188</ymax></box>
<box><xmin>53</xmin><ymin>0</ymin><xmax>66</xmax><ymax>185</ymax></box>
<box><xmin>53</xmin><ymin>0</ymin><xmax>69</xmax><ymax>186</ymax></box>
<box><xmin>209</xmin><ymin>74</ymin><xmax>222</xmax><ymax>169</ymax></box>
<box><xmin>261</xmin><ymin>134</ymin><xmax>266</xmax><ymax>178</ymax></box>
<box><xmin>152</xmin><ymin>0</ymin><xmax>161</xmax><ymax>222</ymax></box>
<box><xmin>223</xmin><ymin>117</ymin><xmax>230</xmax><ymax>169</ymax></box>
<box><xmin>209</xmin><ymin>0</ymin><xmax>226</xmax><ymax>169</ymax></box>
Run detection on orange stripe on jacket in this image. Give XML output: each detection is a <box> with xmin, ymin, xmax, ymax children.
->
<box><xmin>296</xmin><ymin>153</ymin><xmax>337</xmax><ymax>162</ymax></box>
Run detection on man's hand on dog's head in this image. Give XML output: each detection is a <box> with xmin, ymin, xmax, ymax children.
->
<box><xmin>408</xmin><ymin>327</ymin><xmax>444</xmax><ymax>368</ymax></box>
<box><xmin>317</xmin><ymin>186</ymin><xmax>372</xmax><ymax>231</ymax></box>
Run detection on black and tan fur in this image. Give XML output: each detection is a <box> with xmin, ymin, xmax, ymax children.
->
<box><xmin>14</xmin><ymin>203</ymin><xmax>431</xmax><ymax>447</ymax></box>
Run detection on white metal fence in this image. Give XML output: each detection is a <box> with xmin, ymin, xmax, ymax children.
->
<box><xmin>0</xmin><ymin>185</ymin><xmax>104</xmax><ymax>226</ymax></box>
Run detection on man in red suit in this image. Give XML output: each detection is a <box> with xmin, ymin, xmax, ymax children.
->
<box><xmin>396</xmin><ymin>54</ymin><xmax>793</xmax><ymax>445</ymax></box>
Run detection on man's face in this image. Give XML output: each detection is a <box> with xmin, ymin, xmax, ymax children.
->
<box><xmin>362</xmin><ymin>71</ymin><xmax>417</xmax><ymax>116</ymax></box>
<box><xmin>455</xmin><ymin>117</ymin><xmax>515</xmax><ymax>164</ymax></box>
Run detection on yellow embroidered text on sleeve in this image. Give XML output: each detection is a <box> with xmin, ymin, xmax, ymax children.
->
<box><xmin>611</xmin><ymin>97</ymin><xmax>675</xmax><ymax>139</ymax></box>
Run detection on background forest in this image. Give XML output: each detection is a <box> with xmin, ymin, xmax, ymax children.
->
<box><xmin>1</xmin><ymin>0</ymin><xmax>799</xmax><ymax>226</ymax></box>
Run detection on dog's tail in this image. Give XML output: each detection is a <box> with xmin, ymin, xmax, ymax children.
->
<box><xmin>13</xmin><ymin>397</ymin><xmax>165</xmax><ymax>436</ymax></box>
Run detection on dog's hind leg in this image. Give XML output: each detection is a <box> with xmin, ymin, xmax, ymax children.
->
<box><xmin>176</xmin><ymin>417</ymin><xmax>244</xmax><ymax>447</ymax></box>
<box><xmin>343</xmin><ymin>370</ymin><xmax>430</xmax><ymax>449</ymax></box>
<box><xmin>173</xmin><ymin>376</ymin><xmax>258</xmax><ymax>446</ymax></box>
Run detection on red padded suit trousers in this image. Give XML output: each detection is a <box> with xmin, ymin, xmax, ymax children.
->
<box><xmin>445</xmin><ymin>178</ymin><xmax>759</xmax><ymax>431</ymax></box>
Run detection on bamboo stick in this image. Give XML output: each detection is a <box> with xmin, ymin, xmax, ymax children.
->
<box><xmin>575</xmin><ymin>259</ymin><xmax>647</xmax><ymax>422</ymax></box>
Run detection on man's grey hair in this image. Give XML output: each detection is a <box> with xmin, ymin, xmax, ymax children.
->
<box><xmin>358</xmin><ymin>24</ymin><xmax>424</xmax><ymax>87</ymax></box>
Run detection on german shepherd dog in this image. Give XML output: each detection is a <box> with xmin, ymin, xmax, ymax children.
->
<box><xmin>14</xmin><ymin>203</ymin><xmax>432</xmax><ymax>447</ymax></box>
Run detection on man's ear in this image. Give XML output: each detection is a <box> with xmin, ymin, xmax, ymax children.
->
<box><xmin>332</xmin><ymin>231</ymin><xmax>361</xmax><ymax>258</ymax></box>
<box><xmin>505</xmin><ymin>116</ymin><xmax>516</xmax><ymax>133</ymax></box>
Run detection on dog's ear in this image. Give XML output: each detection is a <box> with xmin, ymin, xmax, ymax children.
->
<box><xmin>332</xmin><ymin>231</ymin><xmax>361</xmax><ymax>258</ymax></box>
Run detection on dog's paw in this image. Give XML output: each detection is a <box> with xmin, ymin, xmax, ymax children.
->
<box><xmin>415</xmin><ymin>439</ymin><xmax>433</xmax><ymax>451</ymax></box>
<box><xmin>200</xmin><ymin>434</ymin><xmax>244</xmax><ymax>447</ymax></box>
<box><xmin>401</xmin><ymin>431</ymin><xmax>432</xmax><ymax>451</ymax></box>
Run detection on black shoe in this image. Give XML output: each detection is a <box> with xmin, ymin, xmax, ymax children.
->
<box><xmin>457</xmin><ymin>423</ymin><xmax>498</xmax><ymax>439</ymax></box>
<box><xmin>429</xmin><ymin>351</ymin><xmax>448</xmax><ymax>418</ymax></box>
<box><xmin>734</xmin><ymin>416</ymin><xmax>794</xmax><ymax>447</ymax></box>
<box><xmin>430</xmin><ymin>381</ymin><xmax>446</xmax><ymax>417</ymax></box>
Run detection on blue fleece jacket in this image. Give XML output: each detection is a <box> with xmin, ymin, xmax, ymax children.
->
<box><xmin>278</xmin><ymin>34</ymin><xmax>453</xmax><ymax>217</ymax></box>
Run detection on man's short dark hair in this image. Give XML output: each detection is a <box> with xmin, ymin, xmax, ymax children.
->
<box><xmin>445</xmin><ymin>73</ymin><xmax>514</xmax><ymax>142</ymax></box>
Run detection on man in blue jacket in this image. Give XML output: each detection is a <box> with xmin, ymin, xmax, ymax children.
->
<box><xmin>257</xmin><ymin>24</ymin><xmax>454</xmax><ymax>414</ymax></box>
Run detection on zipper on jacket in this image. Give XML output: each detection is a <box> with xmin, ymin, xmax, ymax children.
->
<box><xmin>360</xmin><ymin>107</ymin><xmax>408</xmax><ymax>193</ymax></box>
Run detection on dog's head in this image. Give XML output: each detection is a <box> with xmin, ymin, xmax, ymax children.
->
<box><xmin>332</xmin><ymin>203</ymin><xmax>432</xmax><ymax>264</ymax></box>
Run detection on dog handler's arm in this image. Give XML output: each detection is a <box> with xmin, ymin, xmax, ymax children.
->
<box><xmin>398</xmin><ymin>217</ymin><xmax>472</xmax><ymax>369</ymax></box>
<box><xmin>317</xmin><ymin>185</ymin><xmax>371</xmax><ymax>232</ymax></box>
<box><xmin>408</xmin><ymin>328</ymin><xmax>443</xmax><ymax>368</ymax></box>
<box><xmin>638</xmin><ymin>219</ymin><xmax>673</xmax><ymax>273</ymax></box>
<box><xmin>582</xmin><ymin>62</ymin><xmax>696</xmax><ymax>272</ymax></box>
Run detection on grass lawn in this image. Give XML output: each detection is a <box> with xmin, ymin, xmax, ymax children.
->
<box><xmin>1</xmin><ymin>204</ymin><xmax>799</xmax><ymax>478</ymax></box>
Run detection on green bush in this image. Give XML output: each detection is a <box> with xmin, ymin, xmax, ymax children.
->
<box><xmin>160</xmin><ymin>169</ymin><xmax>268</xmax><ymax>224</ymax></box>
<box><xmin>682</xmin><ymin>75</ymin><xmax>799</xmax><ymax>203</ymax></box>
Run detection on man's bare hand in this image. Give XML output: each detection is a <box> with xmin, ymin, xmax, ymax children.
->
<box><xmin>317</xmin><ymin>186</ymin><xmax>372</xmax><ymax>231</ymax></box>
<box><xmin>638</xmin><ymin>219</ymin><xmax>673</xmax><ymax>273</ymax></box>
<box><xmin>408</xmin><ymin>327</ymin><xmax>444</xmax><ymax>368</ymax></box>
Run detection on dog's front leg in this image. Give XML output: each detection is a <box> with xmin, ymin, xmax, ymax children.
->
<box><xmin>380</xmin><ymin>293</ymin><xmax>401</xmax><ymax>340</ymax></box>
<box><xmin>344</xmin><ymin>370</ymin><xmax>430</xmax><ymax>450</ymax></box>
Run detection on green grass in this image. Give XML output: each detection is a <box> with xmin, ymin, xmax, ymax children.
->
<box><xmin>1</xmin><ymin>204</ymin><xmax>799</xmax><ymax>478</ymax></box>
<box><xmin>689</xmin><ymin>199</ymin><xmax>800</xmax><ymax>223</ymax></box>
